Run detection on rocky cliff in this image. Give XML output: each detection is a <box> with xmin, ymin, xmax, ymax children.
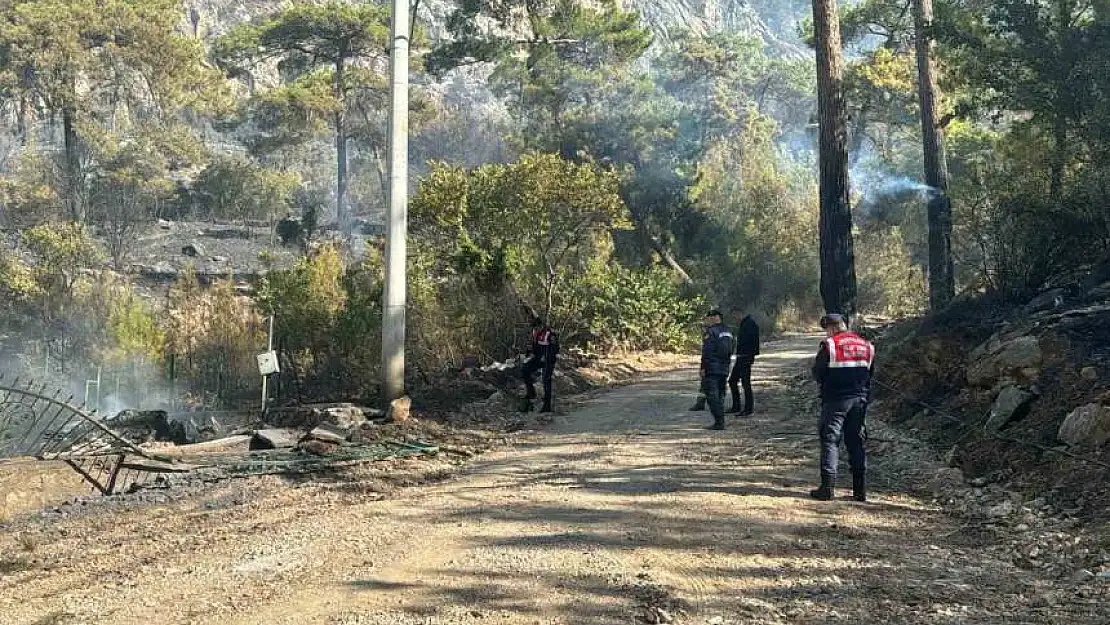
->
<box><xmin>182</xmin><ymin>0</ymin><xmax>807</xmax><ymax>50</ymax></box>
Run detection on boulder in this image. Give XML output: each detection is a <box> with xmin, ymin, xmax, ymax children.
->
<box><xmin>181</xmin><ymin>243</ymin><xmax>205</xmax><ymax>258</ymax></box>
<box><xmin>298</xmin><ymin>439</ymin><xmax>339</xmax><ymax>456</ymax></box>
<box><xmin>249</xmin><ymin>429</ymin><xmax>299</xmax><ymax>450</ymax></box>
<box><xmin>387</xmin><ymin>396</ymin><xmax>412</xmax><ymax>423</ymax></box>
<box><xmin>149</xmin><ymin>261</ymin><xmax>178</xmax><ymax>276</ymax></box>
<box><xmin>986</xmin><ymin>386</ymin><xmax>1036</xmax><ymax>431</ymax></box>
<box><xmin>1024</xmin><ymin>288</ymin><xmax>1065</xmax><ymax>314</ymax></box>
<box><xmin>967</xmin><ymin>335</ymin><xmax>1043</xmax><ymax>387</ymax></box>
<box><xmin>321</xmin><ymin>404</ymin><xmax>366</xmax><ymax>429</ymax></box>
<box><xmin>1081</xmin><ymin>367</ymin><xmax>1099</xmax><ymax>382</ymax></box>
<box><xmin>304</xmin><ymin>423</ymin><xmax>349</xmax><ymax>445</ymax></box>
<box><xmin>266</xmin><ymin>403</ymin><xmax>368</xmax><ymax>430</ymax></box>
<box><xmin>969</xmin><ymin>334</ymin><xmax>1002</xmax><ymax>363</ymax></box>
<box><xmin>928</xmin><ymin>467</ymin><xmax>965</xmax><ymax>495</ymax></box>
<box><xmin>1058</xmin><ymin>404</ymin><xmax>1110</xmax><ymax>447</ymax></box>
<box><xmin>1089</xmin><ymin>281</ymin><xmax>1110</xmax><ymax>300</ymax></box>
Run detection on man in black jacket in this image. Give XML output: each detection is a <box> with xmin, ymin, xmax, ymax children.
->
<box><xmin>809</xmin><ymin>313</ymin><xmax>875</xmax><ymax>502</ymax></box>
<box><xmin>521</xmin><ymin>317</ymin><xmax>559</xmax><ymax>413</ymax></box>
<box><xmin>728</xmin><ymin>311</ymin><xmax>760</xmax><ymax>415</ymax></box>
<box><xmin>698</xmin><ymin>309</ymin><xmax>735</xmax><ymax>430</ymax></box>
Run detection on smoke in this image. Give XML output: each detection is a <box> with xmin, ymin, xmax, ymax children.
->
<box><xmin>850</xmin><ymin>160</ymin><xmax>940</xmax><ymax>223</ymax></box>
<box><xmin>0</xmin><ymin>336</ymin><xmax>181</xmax><ymax>418</ymax></box>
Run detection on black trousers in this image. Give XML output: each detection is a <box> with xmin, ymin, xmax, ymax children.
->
<box><xmin>819</xmin><ymin>396</ymin><xmax>867</xmax><ymax>478</ymax></box>
<box><xmin>522</xmin><ymin>355</ymin><xmax>555</xmax><ymax>406</ymax></box>
<box><xmin>728</xmin><ymin>357</ymin><xmax>754</xmax><ymax>413</ymax></box>
<box><xmin>694</xmin><ymin>376</ymin><xmax>726</xmax><ymax>407</ymax></box>
<box><xmin>701</xmin><ymin>375</ymin><xmax>726</xmax><ymax>426</ymax></box>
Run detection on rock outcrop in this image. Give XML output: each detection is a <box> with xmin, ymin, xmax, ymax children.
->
<box><xmin>967</xmin><ymin>335</ymin><xmax>1043</xmax><ymax>387</ymax></box>
<box><xmin>986</xmin><ymin>386</ymin><xmax>1036</xmax><ymax>431</ymax></box>
<box><xmin>1058</xmin><ymin>404</ymin><xmax>1110</xmax><ymax>448</ymax></box>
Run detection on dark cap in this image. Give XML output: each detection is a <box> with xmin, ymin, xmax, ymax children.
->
<box><xmin>705</xmin><ymin>309</ymin><xmax>723</xmax><ymax>318</ymax></box>
<box><xmin>820</xmin><ymin>313</ymin><xmax>846</xmax><ymax>328</ymax></box>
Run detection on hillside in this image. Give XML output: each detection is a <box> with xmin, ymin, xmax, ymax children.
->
<box><xmin>874</xmin><ymin>277</ymin><xmax>1110</xmax><ymax>522</ymax></box>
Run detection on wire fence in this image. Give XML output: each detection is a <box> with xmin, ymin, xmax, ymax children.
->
<box><xmin>17</xmin><ymin>338</ymin><xmax>267</xmax><ymax>416</ymax></box>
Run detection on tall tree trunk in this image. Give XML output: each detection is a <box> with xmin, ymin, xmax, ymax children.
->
<box><xmin>1050</xmin><ymin>101</ymin><xmax>1068</xmax><ymax>198</ymax></box>
<box><xmin>335</xmin><ymin>57</ymin><xmax>350</xmax><ymax>230</ymax></box>
<box><xmin>848</xmin><ymin>103</ymin><xmax>870</xmax><ymax>167</ymax></box>
<box><xmin>914</xmin><ymin>0</ymin><xmax>955</xmax><ymax>309</ymax></box>
<box><xmin>812</xmin><ymin>0</ymin><xmax>857</xmax><ymax>315</ymax></box>
<box><xmin>1049</xmin><ymin>0</ymin><xmax>1073</xmax><ymax>199</ymax></box>
<box><xmin>63</xmin><ymin>105</ymin><xmax>85</xmax><ymax>222</ymax></box>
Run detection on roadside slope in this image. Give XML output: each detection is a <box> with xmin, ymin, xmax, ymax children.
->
<box><xmin>1</xmin><ymin>336</ymin><xmax>1105</xmax><ymax>624</ymax></box>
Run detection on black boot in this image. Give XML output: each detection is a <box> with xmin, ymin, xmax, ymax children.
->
<box><xmin>690</xmin><ymin>400</ymin><xmax>706</xmax><ymax>411</ymax></box>
<box><xmin>540</xmin><ymin>400</ymin><xmax>553</xmax><ymax>413</ymax></box>
<box><xmin>852</xmin><ymin>473</ymin><xmax>867</xmax><ymax>502</ymax></box>
<box><xmin>519</xmin><ymin>398</ymin><xmax>534</xmax><ymax>413</ymax></box>
<box><xmin>809</xmin><ymin>473</ymin><xmax>834</xmax><ymax>501</ymax></box>
<box><xmin>705</xmin><ymin>421</ymin><xmax>725</xmax><ymax>431</ymax></box>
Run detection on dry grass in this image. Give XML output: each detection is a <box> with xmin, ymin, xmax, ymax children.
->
<box><xmin>17</xmin><ymin>532</ymin><xmax>38</xmax><ymax>553</ymax></box>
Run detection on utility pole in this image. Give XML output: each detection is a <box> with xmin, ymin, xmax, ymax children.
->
<box><xmin>382</xmin><ymin>0</ymin><xmax>410</xmax><ymax>403</ymax></box>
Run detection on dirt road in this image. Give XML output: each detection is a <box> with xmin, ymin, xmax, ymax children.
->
<box><xmin>1</xmin><ymin>337</ymin><xmax>1104</xmax><ymax>624</ymax></box>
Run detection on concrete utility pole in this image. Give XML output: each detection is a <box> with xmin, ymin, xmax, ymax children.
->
<box><xmin>382</xmin><ymin>0</ymin><xmax>410</xmax><ymax>403</ymax></box>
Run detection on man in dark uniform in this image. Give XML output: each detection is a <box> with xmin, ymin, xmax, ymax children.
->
<box><xmin>809</xmin><ymin>313</ymin><xmax>875</xmax><ymax>502</ymax></box>
<box><xmin>728</xmin><ymin>310</ymin><xmax>760</xmax><ymax>415</ymax></box>
<box><xmin>698</xmin><ymin>309</ymin><xmax>735</xmax><ymax>430</ymax></box>
<box><xmin>521</xmin><ymin>317</ymin><xmax>559</xmax><ymax>413</ymax></box>
<box><xmin>689</xmin><ymin>323</ymin><xmax>725</xmax><ymax>412</ymax></box>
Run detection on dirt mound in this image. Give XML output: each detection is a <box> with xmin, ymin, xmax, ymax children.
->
<box><xmin>874</xmin><ymin>281</ymin><xmax>1110</xmax><ymax>522</ymax></box>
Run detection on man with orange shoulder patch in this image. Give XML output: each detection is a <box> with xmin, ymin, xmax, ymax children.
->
<box><xmin>809</xmin><ymin>313</ymin><xmax>875</xmax><ymax>502</ymax></box>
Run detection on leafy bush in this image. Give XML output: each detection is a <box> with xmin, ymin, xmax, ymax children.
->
<box><xmin>412</xmin><ymin>154</ymin><xmax>632</xmax><ymax>322</ymax></box>
<box><xmin>686</xmin><ymin>135</ymin><xmax>822</xmax><ymax>326</ymax></box>
<box><xmin>165</xmin><ymin>271</ymin><xmax>265</xmax><ymax>404</ymax></box>
<box><xmin>190</xmin><ymin>156</ymin><xmax>298</xmax><ymax>222</ymax></box>
<box><xmin>257</xmin><ymin>244</ymin><xmax>385</xmax><ymax>401</ymax></box>
<box><xmin>405</xmin><ymin>154</ymin><xmax>705</xmax><ymax>364</ymax></box>
<box><xmin>949</xmin><ymin>123</ymin><xmax>1110</xmax><ymax>300</ymax></box>
<box><xmin>855</xmin><ymin>227</ymin><xmax>928</xmax><ymax>317</ymax></box>
<box><xmin>560</xmin><ymin>262</ymin><xmax>702</xmax><ymax>351</ymax></box>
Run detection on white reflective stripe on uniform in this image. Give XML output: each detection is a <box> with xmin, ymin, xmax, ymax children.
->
<box><xmin>827</xmin><ymin>359</ymin><xmax>872</xmax><ymax>368</ymax></box>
